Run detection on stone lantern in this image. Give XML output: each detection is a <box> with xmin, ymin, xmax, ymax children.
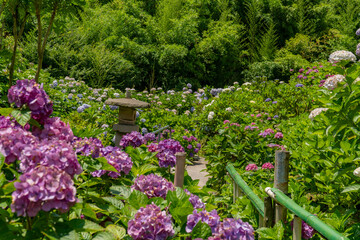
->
<box><xmin>105</xmin><ymin>91</ymin><xmax>150</xmax><ymax>146</ymax></box>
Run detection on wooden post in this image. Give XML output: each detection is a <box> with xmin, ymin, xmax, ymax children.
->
<box><xmin>274</xmin><ymin>150</ymin><xmax>290</xmax><ymax>223</ymax></box>
<box><xmin>293</xmin><ymin>216</ymin><xmax>302</xmax><ymax>240</ymax></box>
<box><xmin>233</xmin><ymin>180</ymin><xmax>240</xmax><ymax>203</ymax></box>
<box><xmin>174</xmin><ymin>152</ymin><xmax>186</xmax><ymax>188</ymax></box>
<box><xmin>264</xmin><ymin>197</ymin><xmax>274</xmax><ymax>227</ymax></box>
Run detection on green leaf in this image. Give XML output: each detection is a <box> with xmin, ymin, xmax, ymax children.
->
<box><xmin>110</xmin><ymin>185</ymin><xmax>131</xmax><ymax>199</ymax></box>
<box><xmin>0</xmin><ymin>152</ymin><xmax>4</xmax><ymax>171</ymax></box>
<box><xmin>92</xmin><ymin>232</ymin><xmax>115</xmax><ymax>240</ymax></box>
<box><xmin>68</xmin><ymin>219</ymin><xmax>104</xmax><ymax>233</ymax></box>
<box><xmin>0</xmin><ymin>173</ymin><xmax>6</xmax><ymax>188</ymax></box>
<box><xmin>0</xmin><ymin>108</ymin><xmax>13</xmax><ymax>117</ymax></box>
<box><xmin>82</xmin><ymin>204</ymin><xmax>98</xmax><ymax>220</ymax></box>
<box><xmin>105</xmin><ymin>224</ymin><xmax>126</xmax><ymax>240</ymax></box>
<box><xmin>191</xmin><ymin>221</ymin><xmax>212</xmax><ymax>239</ymax></box>
<box><xmin>2</xmin><ymin>181</ymin><xmax>15</xmax><ymax>194</ymax></box>
<box><xmin>102</xmin><ymin>197</ymin><xmax>124</xmax><ymax>210</ymax></box>
<box><xmin>128</xmin><ymin>190</ymin><xmax>148</xmax><ymax>209</ymax></box>
<box><xmin>11</xmin><ymin>110</ymin><xmax>31</xmax><ymax>127</ymax></box>
<box><xmin>342</xmin><ymin>184</ymin><xmax>360</xmax><ymax>193</ymax></box>
<box><xmin>97</xmin><ymin>157</ymin><xmax>118</xmax><ymax>172</ymax></box>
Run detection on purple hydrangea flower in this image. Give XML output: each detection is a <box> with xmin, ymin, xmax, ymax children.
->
<box><xmin>291</xmin><ymin>219</ymin><xmax>315</xmax><ymax>239</ymax></box>
<box><xmin>265</xmin><ymin>98</ymin><xmax>271</xmax><ymax>102</ymax></box>
<box><xmin>245</xmin><ymin>164</ymin><xmax>258</xmax><ymax>171</ymax></box>
<box><xmin>274</xmin><ymin>132</ymin><xmax>283</xmax><ymax>139</ymax></box>
<box><xmin>262</xmin><ymin>162</ymin><xmax>275</xmax><ymax>169</ymax></box>
<box><xmin>184</xmin><ymin>189</ymin><xmax>205</xmax><ymax>209</ymax></box>
<box><xmin>186</xmin><ymin>209</ymin><xmax>221</xmax><ymax>233</ymax></box>
<box><xmin>155</xmin><ymin>139</ymin><xmax>184</xmax><ymax>168</ymax></box>
<box><xmin>356</xmin><ymin>28</ymin><xmax>360</xmax><ymax>36</ymax></box>
<box><xmin>295</xmin><ymin>83</ymin><xmax>304</xmax><ymax>87</ymax></box>
<box><xmin>33</xmin><ymin>117</ymin><xmax>74</xmax><ymax>143</ymax></box>
<box><xmin>73</xmin><ymin>137</ymin><xmax>103</xmax><ymax>158</ymax></box>
<box><xmin>91</xmin><ymin>146</ymin><xmax>132</xmax><ymax>178</ymax></box>
<box><xmin>0</xmin><ymin>127</ymin><xmax>38</xmax><ymax>164</ymax></box>
<box><xmin>258</xmin><ymin>128</ymin><xmax>274</xmax><ymax>137</ymax></box>
<box><xmin>11</xmin><ymin>166</ymin><xmax>77</xmax><ymax>217</ymax></box>
<box><xmin>19</xmin><ymin>140</ymin><xmax>82</xmax><ymax>177</ymax></box>
<box><xmin>212</xmin><ymin>218</ymin><xmax>255</xmax><ymax>240</ymax></box>
<box><xmin>128</xmin><ymin>204</ymin><xmax>174</xmax><ymax>240</ymax></box>
<box><xmin>132</xmin><ymin>174</ymin><xmax>175</xmax><ymax>199</ymax></box>
<box><xmin>144</xmin><ymin>133</ymin><xmax>156</xmax><ymax>143</ymax></box>
<box><xmin>7</xmin><ymin>79</ymin><xmax>53</xmax><ymax>123</ymax></box>
<box><xmin>119</xmin><ymin>131</ymin><xmax>145</xmax><ymax>148</ymax></box>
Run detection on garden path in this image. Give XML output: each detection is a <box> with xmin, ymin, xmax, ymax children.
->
<box><xmin>186</xmin><ymin>157</ymin><xmax>209</xmax><ymax>187</ymax></box>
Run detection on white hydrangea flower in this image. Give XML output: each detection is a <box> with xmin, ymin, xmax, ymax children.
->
<box><xmin>226</xmin><ymin>107</ymin><xmax>232</xmax><ymax>112</ymax></box>
<box><xmin>114</xmin><ymin>93</ymin><xmax>120</xmax><ymax>98</ymax></box>
<box><xmin>184</xmin><ymin>110</ymin><xmax>190</xmax><ymax>115</ymax></box>
<box><xmin>329</xmin><ymin>50</ymin><xmax>356</xmax><ymax>63</ymax></box>
<box><xmin>208</xmin><ymin>111</ymin><xmax>215</xmax><ymax>120</ymax></box>
<box><xmin>323</xmin><ymin>75</ymin><xmax>345</xmax><ymax>90</ymax></box>
<box><xmin>233</xmin><ymin>82</ymin><xmax>239</xmax><ymax>85</ymax></box>
<box><xmin>309</xmin><ymin>108</ymin><xmax>329</xmax><ymax>120</ymax></box>
<box><xmin>198</xmin><ymin>89</ymin><xmax>205</xmax><ymax>93</ymax></box>
<box><xmin>223</xmin><ymin>88</ymin><xmax>231</xmax><ymax>92</ymax></box>
<box><xmin>354</xmin><ymin>167</ymin><xmax>360</xmax><ymax>177</ymax></box>
<box><xmin>250</xmin><ymin>100</ymin><xmax>255</xmax><ymax>104</ymax></box>
<box><xmin>243</xmin><ymin>82</ymin><xmax>252</xmax><ymax>86</ymax></box>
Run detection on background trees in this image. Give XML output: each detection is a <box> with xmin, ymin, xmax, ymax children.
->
<box><xmin>1</xmin><ymin>0</ymin><xmax>360</xmax><ymax>89</ymax></box>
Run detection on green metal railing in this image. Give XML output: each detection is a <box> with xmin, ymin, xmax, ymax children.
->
<box><xmin>265</xmin><ymin>188</ymin><xmax>349</xmax><ymax>240</ymax></box>
<box><xmin>226</xmin><ymin>162</ymin><xmax>349</xmax><ymax>240</ymax></box>
<box><xmin>151</xmin><ymin>125</ymin><xmax>171</xmax><ymax>141</ymax></box>
<box><xmin>226</xmin><ymin>164</ymin><xmax>264</xmax><ymax>217</ymax></box>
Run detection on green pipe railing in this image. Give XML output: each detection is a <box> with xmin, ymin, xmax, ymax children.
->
<box><xmin>266</xmin><ymin>188</ymin><xmax>349</xmax><ymax>240</ymax></box>
<box><xmin>226</xmin><ymin>164</ymin><xmax>264</xmax><ymax>217</ymax></box>
<box><xmin>151</xmin><ymin>125</ymin><xmax>170</xmax><ymax>135</ymax></box>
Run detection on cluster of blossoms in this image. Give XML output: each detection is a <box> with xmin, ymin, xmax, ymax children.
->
<box><xmin>0</xmin><ymin>80</ymin><xmax>85</xmax><ymax>217</ymax></box>
<box><xmin>182</xmin><ymin>134</ymin><xmax>201</xmax><ymax>158</ymax></box>
<box><xmin>184</xmin><ymin>189</ymin><xmax>205</xmax><ymax>209</ymax></box>
<box><xmin>258</xmin><ymin>128</ymin><xmax>275</xmax><ymax>137</ymax></box>
<box><xmin>210</xmin><ymin>218</ymin><xmax>255</xmax><ymax>240</ymax></box>
<box><xmin>7</xmin><ymin>79</ymin><xmax>53</xmax><ymax>123</ymax></box>
<box><xmin>309</xmin><ymin>108</ymin><xmax>329</xmax><ymax>121</ymax></box>
<box><xmin>149</xmin><ymin>139</ymin><xmax>184</xmax><ymax>168</ymax></box>
<box><xmin>267</xmin><ymin>143</ymin><xmax>286</xmax><ymax>150</ymax></box>
<box><xmin>0</xmin><ymin>125</ymin><xmax>38</xmax><ymax>164</ymax></box>
<box><xmin>131</xmin><ymin>174</ymin><xmax>175</xmax><ymax>199</ymax></box>
<box><xmin>128</xmin><ymin>204</ymin><xmax>174</xmax><ymax>240</ymax></box>
<box><xmin>119</xmin><ymin>131</ymin><xmax>155</xmax><ymax>148</ymax></box>
<box><xmin>209</xmin><ymin>88</ymin><xmax>223</xmax><ymax>97</ymax></box>
<box><xmin>328</xmin><ymin>50</ymin><xmax>356</xmax><ymax>63</ymax></box>
<box><xmin>186</xmin><ymin>210</ymin><xmax>221</xmax><ymax>233</ymax></box>
<box><xmin>323</xmin><ymin>75</ymin><xmax>345</xmax><ymax>90</ymax></box>
<box><xmin>20</xmin><ymin>140</ymin><xmax>82</xmax><ymax>176</ymax></box>
<box><xmin>33</xmin><ymin>117</ymin><xmax>74</xmax><ymax>142</ymax></box>
<box><xmin>73</xmin><ymin>137</ymin><xmax>104</xmax><ymax>158</ymax></box>
<box><xmin>11</xmin><ymin>166</ymin><xmax>77</xmax><ymax>217</ymax></box>
<box><xmin>91</xmin><ymin>146</ymin><xmax>132</xmax><ymax>178</ymax></box>
<box><xmin>245</xmin><ymin>162</ymin><xmax>274</xmax><ymax>171</ymax></box>
<box><xmin>208</xmin><ymin>111</ymin><xmax>215</xmax><ymax>120</ymax></box>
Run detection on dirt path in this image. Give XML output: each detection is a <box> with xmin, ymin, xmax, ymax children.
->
<box><xmin>186</xmin><ymin>157</ymin><xmax>209</xmax><ymax>188</ymax></box>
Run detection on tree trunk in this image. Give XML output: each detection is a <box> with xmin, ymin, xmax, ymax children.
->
<box><xmin>8</xmin><ymin>2</ymin><xmax>28</xmax><ymax>87</ymax></box>
<box><xmin>0</xmin><ymin>1</ymin><xmax>7</xmax><ymax>50</ymax></box>
<box><xmin>34</xmin><ymin>0</ymin><xmax>59</xmax><ymax>82</ymax></box>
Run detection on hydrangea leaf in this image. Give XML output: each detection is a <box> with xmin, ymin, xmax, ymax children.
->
<box><xmin>105</xmin><ymin>225</ymin><xmax>126</xmax><ymax>240</ymax></box>
<box><xmin>97</xmin><ymin>157</ymin><xmax>118</xmax><ymax>172</ymax></box>
<box><xmin>191</xmin><ymin>221</ymin><xmax>212</xmax><ymax>239</ymax></box>
<box><xmin>128</xmin><ymin>190</ymin><xmax>148</xmax><ymax>209</ymax></box>
<box><xmin>68</xmin><ymin>219</ymin><xmax>104</xmax><ymax>233</ymax></box>
<box><xmin>102</xmin><ymin>197</ymin><xmax>124</xmax><ymax>210</ymax></box>
<box><xmin>342</xmin><ymin>184</ymin><xmax>360</xmax><ymax>193</ymax></box>
<box><xmin>110</xmin><ymin>185</ymin><xmax>131</xmax><ymax>199</ymax></box>
<box><xmin>11</xmin><ymin>109</ymin><xmax>31</xmax><ymax>127</ymax></box>
<box><xmin>0</xmin><ymin>108</ymin><xmax>13</xmax><ymax>117</ymax></box>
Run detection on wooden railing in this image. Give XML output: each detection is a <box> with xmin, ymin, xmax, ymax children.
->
<box><xmin>226</xmin><ymin>150</ymin><xmax>349</xmax><ymax>240</ymax></box>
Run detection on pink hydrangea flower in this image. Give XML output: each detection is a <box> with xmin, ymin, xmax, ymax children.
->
<box><xmin>245</xmin><ymin>164</ymin><xmax>258</xmax><ymax>171</ymax></box>
<box><xmin>274</xmin><ymin>132</ymin><xmax>283</xmax><ymax>139</ymax></box>
<box><xmin>262</xmin><ymin>162</ymin><xmax>274</xmax><ymax>169</ymax></box>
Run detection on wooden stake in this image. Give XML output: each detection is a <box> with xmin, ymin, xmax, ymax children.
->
<box><xmin>174</xmin><ymin>152</ymin><xmax>186</xmax><ymax>188</ymax></box>
<box><xmin>264</xmin><ymin>196</ymin><xmax>274</xmax><ymax>227</ymax></box>
<box><xmin>293</xmin><ymin>216</ymin><xmax>302</xmax><ymax>240</ymax></box>
<box><xmin>233</xmin><ymin>180</ymin><xmax>240</xmax><ymax>203</ymax></box>
<box><xmin>274</xmin><ymin>150</ymin><xmax>290</xmax><ymax>223</ymax></box>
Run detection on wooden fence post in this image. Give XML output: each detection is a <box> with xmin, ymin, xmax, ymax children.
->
<box><xmin>293</xmin><ymin>216</ymin><xmax>302</xmax><ymax>240</ymax></box>
<box><xmin>264</xmin><ymin>196</ymin><xmax>274</xmax><ymax>227</ymax></box>
<box><xmin>274</xmin><ymin>150</ymin><xmax>290</xmax><ymax>223</ymax></box>
<box><xmin>174</xmin><ymin>152</ymin><xmax>186</xmax><ymax>188</ymax></box>
<box><xmin>233</xmin><ymin>180</ymin><xmax>240</xmax><ymax>203</ymax></box>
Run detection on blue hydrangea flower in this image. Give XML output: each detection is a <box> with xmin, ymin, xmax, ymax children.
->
<box><xmin>77</xmin><ymin>94</ymin><xmax>83</xmax><ymax>99</ymax></box>
<box><xmin>140</xmin><ymin>118</ymin><xmax>146</xmax><ymax>123</ymax></box>
<box><xmin>77</xmin><ymin>106</ymin><xmax>85</xmax><ymax>113</ymax></box>
<box><xmin>295</xmin><ymin>84</ymin><xmax>304</xmax><ymax>87</ymax></box>
<box><xmin>265</xmin><ymin>98</ymin><xmax>271</xmax><ymax>102</ymax></box>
